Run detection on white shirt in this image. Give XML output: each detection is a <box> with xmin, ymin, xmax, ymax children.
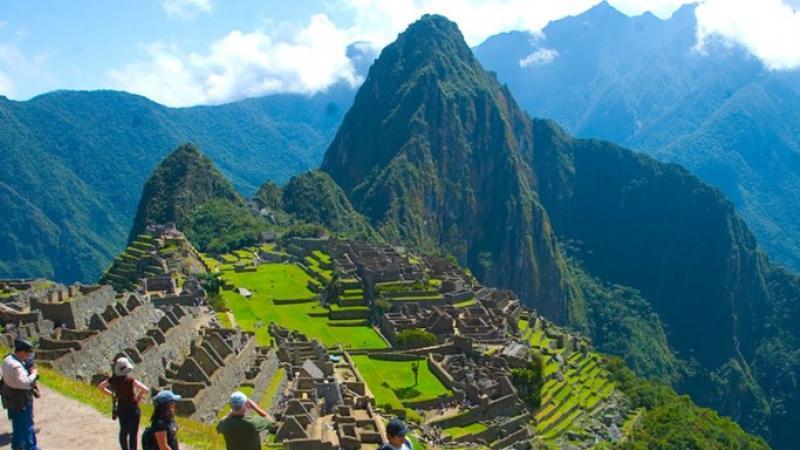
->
<box><xmin>2</xmin><ymin>354</ymin><xmax>36</xmax><ymax>390</ymax></box>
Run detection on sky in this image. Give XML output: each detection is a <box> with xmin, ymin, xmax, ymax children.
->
<box><xmin>1</xmin><ymin>0</ymin><xmax>799</xmax><ymax>107</ymax></box>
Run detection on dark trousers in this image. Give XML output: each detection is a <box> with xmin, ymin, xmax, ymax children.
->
<box><xmin>7</xmin><ymin>403</ymin><xmax>38</xmax><ymax>450</ymax></box>
<box><xmin>117</xmin><ymin>406</ymin><xmax>141</xmax><ymax>450</ymax></box>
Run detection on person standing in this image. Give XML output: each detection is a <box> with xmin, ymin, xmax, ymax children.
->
<box><xmin>98</xmin><ymin>356</ymin><xmax>149</xmax><ymax>450</ymax></box>
<box><xmin>1</xmin><ymin>339</ymin><xmax>40</xmax><ymax>450</ymax></box>
<box><xmin>380</xmin><ymin>419</ymin><xmax>413</xmax><ymax>450</ymax></box>
<box><xmin>216</xmin><ymin>391</ymin><xmax>274</xmax><ymax>450</ymax></box>
<box><xmin>142</xmin><ymin>390</ymin><xmax>181</xmax><ymax>450</ymax></box>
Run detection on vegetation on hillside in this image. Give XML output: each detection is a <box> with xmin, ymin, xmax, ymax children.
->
<box><xmin>603</xmin><ymin>356</ymin><xmax>769</xmax><ymax>450</ymax></box>
<box><xmin>0</xmin><ymin>86</ymin><xmax>352</xmax><ymax>283</ymax></box>
<box><xmin>186</xmin><ymin>199</ymin><xmax>267</xmax><ymax>254</ymax></box>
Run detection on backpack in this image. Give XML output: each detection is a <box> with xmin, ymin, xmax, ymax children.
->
<box><xmin>141</xmin><ymin>426</ymin><xmax>156</xmax><ymax>450</ymax></box>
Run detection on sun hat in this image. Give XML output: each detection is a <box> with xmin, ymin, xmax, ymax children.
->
<box><xmin>153</xmin><ymin>390</ymin><xmax>182</xmax><ymax>405</ymax></box>
<box><xmin>113</xmin><ymin>356</ymin><xmax>134</xmax><ymax>376</ymax></box>
<box><xmin>230</xmin><ymin>391</ymin><xmax>247</xmax><ymax>410</ymax></box>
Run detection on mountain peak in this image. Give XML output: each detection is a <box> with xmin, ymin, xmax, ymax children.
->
<box><xmin>322</xmin><ymin>13</ymin><xmax>571</xmax><ymax>320</ymax></box>
<box><xmin>378</xmin><ymin>14</ymin><xmax>476</xmax><ymax>75</ymax></box>
<box><xmin>128</xmin><ymin>143</ymin><xmax>241</xmax><ymax>241</ymax></box>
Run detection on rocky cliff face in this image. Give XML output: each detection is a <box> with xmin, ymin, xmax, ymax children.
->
<box><xmin>322</xmin><ymin>15</ymin><xmax>572</xmax><ymax>321</ymax></box>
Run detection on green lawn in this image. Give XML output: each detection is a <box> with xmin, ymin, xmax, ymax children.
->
<box><xmin>443</xmin><ymin>422</ymin><xmax>488</xmax><ymax>439</ymax></box>
<box><xmin>220</xmin><ymin>262</ymin><xmax>386</xmax><ymax>349</ymax></box>
<box><xmin>222</xmin><ymin>263</ymin><xmax>316</xmax><ymax>301</ymax></box>
<box><xmin>351</xmin><ymin>355</ymin><xmax>452</xmax><ymax>416</ymax></box>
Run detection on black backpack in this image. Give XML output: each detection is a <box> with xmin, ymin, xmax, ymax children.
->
<box><xmin>141</xmin><ymin>426</ymin><xmax>156</xmax><ymax>450</ymax></box>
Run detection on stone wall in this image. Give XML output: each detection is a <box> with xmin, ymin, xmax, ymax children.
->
<box><xmin>39</xmin><ymin>296</ymin><xmax>161</xmax><ymax>381</ymax></box>
<box><xmin>428</xmin><ymin>394</ymin><xmax>521</xmax><ymax>429</ymax></box>
<box><xmin>31</xmin><ymin>285</ymin><xmax>116</xmax><ymax>329</ymax></box>
<box><xmin>39</xmin><ymin>302</ymin><xmax>205</xmax><ymax>388</ymax></box>
<box><xmin>173</xmin><ymin>329</ymin><xmax>260</xmax><ymax>423</ymax></box>
<box><xmin>250</xmin><ymin>348</ymin><xmax>281</xmax><ymax>405</ymax></box>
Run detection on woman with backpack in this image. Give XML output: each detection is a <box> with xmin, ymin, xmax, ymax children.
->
<box><xmin>98</xmin><ymin>356</ymin><xmax>149</xmax><ymax>450</ymax></box>
<box><xmin>142</xmin><ymin>390</ymin><xmax>182</xmax><ymax>450</ymax></box>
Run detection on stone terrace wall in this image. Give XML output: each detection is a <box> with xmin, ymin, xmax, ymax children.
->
<box><xmin>40</xmin><ymin>301</ymin><xmax>206</xmax><ymax>388</ymax></box>
<box><xmin>31</xmin><ymin>285</ymin><xmax>116</xmax><ymax>329</ymax></box>
<box><xmin>250</xmin><ymin>348</ymin><xmax>280</xmax><ymax>405</ymax></box>
<box><xmin>39</xmin><ymin>297</ymin><xmax>161</xmax><ymax>381</ymax></box>
<box><xmin>174</xmin><ymin>330</ymin><xmax>260</xmax><ymax>423</ymax></box>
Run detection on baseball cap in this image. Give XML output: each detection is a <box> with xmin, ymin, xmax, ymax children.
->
<box><xmin>386</xmin><ymin>419</ymin><xmax>409</xmax><ymax>437</ymax></box>
<box><xmin>154</xmin><ymin>390</ymin><xmax>182</xmax><ymax>405</ymax></box>
<box><xmin>14</xmin><ymin>339</ymin><xmax>34</xmax><ymax>353</ymax></box>
<box><xmin>230</xmin><ymin>391</ymin><xmax>247</xmax><ymax>410</ymax></box>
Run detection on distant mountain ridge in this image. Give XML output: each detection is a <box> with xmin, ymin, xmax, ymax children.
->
<box><xmin>0</xmin><ymin>85</ymin><xmax>355</xmax><ymax>282</ymax></box>
<box><xmin>474</xmin><ymin>1</ymin><xmax>800</xmax><ymax>271</ymax></box>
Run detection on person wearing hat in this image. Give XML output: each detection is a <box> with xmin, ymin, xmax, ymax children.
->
<box><xmin>98</xmin><ymin>356</ymin><xmax>149</xmax><ymax>450</ymax></box>
<box><xmin>141</xmin><ymin>390</ymin><xmax>182</xmax><ymax>450</ymax></box>
<box><xmin>1</xmin><ymin>339</ymin><xmax>40</xmax><ymax>450</ymax></box>
<box><xmin>216</xmin><ymin>391</ymin><xmax>274</xmax><ymax>450</ymax></box>
<box><xmin>381</xmin><ymin>418</ymin><xmax>413</xmax><ymax>450</ymax></box>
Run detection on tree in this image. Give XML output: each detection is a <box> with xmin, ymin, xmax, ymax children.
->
<box><xmin>510</xmin><ymin>354</ymin><xmax>545</xmax><ymax>409</ymax></box>
<box><xmin>395</xmin><ymin>328</ymin><xmax>437</xmax><ymax>349</ymax></box>
<box><xmin>411</xmin><ymin>361</ymin><xmax>420</xmax><ymax>386</ymax></box>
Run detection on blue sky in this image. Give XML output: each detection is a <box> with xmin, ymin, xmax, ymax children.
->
<box><xmin>2</xmin><ymin>0</ymin><xmax>799</xmax><ymax>106</ymax></box>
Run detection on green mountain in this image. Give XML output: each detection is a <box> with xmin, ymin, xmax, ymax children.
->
<box><xmin>0</xmin><ymin>86</ymin><xmax>353</xmax><ymax>283</ymax></box>
<box><xmin>131</xmin><ymin>143</ymin><xmax>266</xmax><ymax>254</ymax></box>
<box><xmin>322</xmin><ymin>15</ymin><xmax>572</xmax><ymax>322</ymax></box>
<box><xmin>474</xmin><ymin>2</ymin><xmax>800</xmax><ymax>272</ymax></box>
<box><xmin>280</xmin><ymin>171</ymin><xmax>376</xmax><ymax>239</ymax></box>
<box><xmin>321</xmin><ymin>14</ymin><xmax>800</xmax><ymax>448</ymax></box>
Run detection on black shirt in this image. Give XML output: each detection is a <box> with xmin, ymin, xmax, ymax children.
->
<box><xmin>151</xmin><ymin>418</ymin><xmax>179</xmax><ymax>450</ymax></box>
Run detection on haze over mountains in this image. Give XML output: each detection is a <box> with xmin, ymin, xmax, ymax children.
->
<box><xmin>475</xmin><ymin>1</ymin><xmax>800</xmax><ymax>270</ymax></box>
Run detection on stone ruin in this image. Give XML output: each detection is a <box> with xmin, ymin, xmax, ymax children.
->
<box><xmin>425</xmin><ymin>350</ymin><xmax>534</xmax><ymax>447</ymax></box>
<box><xmin>269</xmin><ymin>324</ymin><xmax>386</xmax><ymax>450</ymax></box>
<box><xmin>0</xmin><ymin>277</ymin><xmax>279</xmax><ymax>424</ymax></box>
<box><xmin>379</xmin><ymin>285</ymin><xmax>523</xmax><ymax>347</ymax></box>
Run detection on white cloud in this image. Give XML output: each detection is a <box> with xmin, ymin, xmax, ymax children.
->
<box><xmin>0</xmin><ymin>70</ymin><xmax>13</xmax><ymax>96</ymax></box>
<box><xmin>337</xmin><ymin>0</ymin><xmax>602</xmax><ymax>47</ymax></box>
<box><xmin>162</xmin><ymin>0</ymin><xmax>212</xmax><ymax>20</ymax></box>
<box><xmin>109</xmin><ymin>0</ymin><xmax>800</xmax><ymax>106</ymax></box>
<box><xmin>519</xmin><ymin>48</ymin><xmax>559</xmax><ymax>67</ymax></box>
<box><xmin>109</xmin><ymin>14</ymin><xmax>361</xmax><ymax>106</ymax></box>
<box><xmin>695</xmin><ymin>0</ymin><xmax>800</xmax><ymax>70</ymax></box>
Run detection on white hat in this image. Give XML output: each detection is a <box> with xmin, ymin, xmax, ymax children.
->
<box><xmin>114</xmin><ymin>357</ymin><xmax>134</xmax><ymax>377</ymax></box>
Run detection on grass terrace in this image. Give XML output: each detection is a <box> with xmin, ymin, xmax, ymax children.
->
<box><xmin>351</xmin><ymin>355</ymin><xmax>452</xmax><ymax>421</ymax></box>
<box><xmin>219</xmin><ymin>258</ymin><xmax>386</xmax><ymax>349</ymax></box>
<box><xmin>442</xmin><ymin>422</ymin><xmax>488</xmax><ymax>439</ymax></box>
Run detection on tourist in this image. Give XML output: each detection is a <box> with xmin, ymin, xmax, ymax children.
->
<box><xmin>216</xmin><ymin>391</ymin><xmax>274</xmax><ymax>450</ymax></box>
<box><xmin>142</xmin><ymin>390</ymin><xmax>181</xmax><ymax>450</ymax></box>
<box><xmin>381</xmin><ymin>418</ymin><xmax>413</xmax><ymax>450</ymax></box>
<box><xmin>98</xmin><ymin>356</ymin><xmax>149</xmax><ymax>450</ymax></box>
<box><xmin>1</xmin><ymin>339</ymin><xmax>40</xmax><ymax>450</ymax></box>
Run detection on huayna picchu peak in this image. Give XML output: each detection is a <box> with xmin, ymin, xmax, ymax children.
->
<box><xmin>322</xmin><ymin>14</ymin><xmax>572</xmax><ymax>323</ymax></box>
<box><xmin>1</xmin><ymin>6</ymin><xmax>798</xmax><ymax>450</ymax></box>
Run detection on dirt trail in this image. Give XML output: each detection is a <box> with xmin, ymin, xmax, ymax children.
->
<box><xmin>0</xmin><ymin>385</ymin><xmax>194</xmax><ymax>450</ymax></box>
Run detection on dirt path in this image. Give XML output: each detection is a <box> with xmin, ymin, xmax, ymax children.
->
<box><xmin>0</xmin><ymin>385</ymin><xmax>194</xmax><ymax>450</ymax></box>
